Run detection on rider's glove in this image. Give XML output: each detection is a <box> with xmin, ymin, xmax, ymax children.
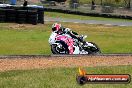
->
<box><xmin>65</xmin><ymin>28</ymin><xmax>71</xmax><ymax>33</ymax></box>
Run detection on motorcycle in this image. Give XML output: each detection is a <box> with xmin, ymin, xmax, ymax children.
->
<box><xmin>49</xmin><ymin>33</ymin><xmax>101</xmax><ymax>55</ymax></box>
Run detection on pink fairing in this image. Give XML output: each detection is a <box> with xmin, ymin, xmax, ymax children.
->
<box><xmin>56</xmin><ymin>35</ymin><xmax>74</xmax><ymax>54</ymax></box>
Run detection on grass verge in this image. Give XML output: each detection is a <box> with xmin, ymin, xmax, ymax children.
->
<box><xmin>0</xmin><ymin>22</ymin><xmax>132</xmax><ymax>55</ymax></box>
<box><xmin>0</xmin><ymin>65</ymin><xmax>131</xmax><ymax>88</ymax></box>
<box><xmin>45</xmin><ymin>12</ymin><xmax>132</xmax><ymax>22</ymax></box>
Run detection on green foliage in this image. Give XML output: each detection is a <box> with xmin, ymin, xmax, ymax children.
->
<box><xmin>115</xmin><ymin>0</ymin><xmax>121</xmax><ymax>3</ymax></box>
<box><xmin>46</xmin><ymin>0</ymin><xmax>67</xmax><ymax>2</ymax></box>
<box><xmin>73</xmin><ymin>0</ymin><xmax>128</xmax><ymax>7</ymax></box>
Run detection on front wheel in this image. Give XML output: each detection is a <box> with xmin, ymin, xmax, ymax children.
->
<box><xmin>85</xmin><ymin>42</ymin><xmax>101</xmax><ymax>55</ymax></box>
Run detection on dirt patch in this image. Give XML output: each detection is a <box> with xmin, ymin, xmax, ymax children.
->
<box><xmin>0</xmin><ymin>56</ymin><xmax>132</xmax><ymax>72</ymax></box>
<box><xmin>8</xmin><ymin>24</ymin><xmax>37</xmax><ymax>30</ymax></box>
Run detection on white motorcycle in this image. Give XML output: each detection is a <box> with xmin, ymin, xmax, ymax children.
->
<box><xmin>49</xmin><ymin>32</ymin><xmax>101</xmax><ymax>55</ymax></box>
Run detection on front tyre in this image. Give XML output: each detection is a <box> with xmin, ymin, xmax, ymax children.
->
<box><xmin>86</xmin><ymin>42</ymin><xmax>101</xmax><ymax>55</ymax></box>
<box><xmin>89</xmin><ymin>42</ymin><xmax>101</xmax><ymax>54</ymax></box>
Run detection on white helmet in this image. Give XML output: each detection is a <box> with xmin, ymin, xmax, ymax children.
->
<box><xmin>52</xmin><ymin>23</ymin><xmax>62</xmax><ymax>32</ymax></box>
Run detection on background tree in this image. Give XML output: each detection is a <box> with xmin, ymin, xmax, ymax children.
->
<box><xmin>124</xmin><ymin>0</ymin><xmax>131</xmax><ymax>8</ymax></box>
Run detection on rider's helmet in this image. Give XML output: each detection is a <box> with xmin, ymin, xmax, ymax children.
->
<box><xmin>52</xmin><ymin>23</ymin><xmax>62</xmax><ymax>32</ymax></box>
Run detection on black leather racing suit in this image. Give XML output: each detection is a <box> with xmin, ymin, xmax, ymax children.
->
<box><xmin>58</xmin><ymin>27</ymin><xmax>86</xmax><ymax>44</ymax></box>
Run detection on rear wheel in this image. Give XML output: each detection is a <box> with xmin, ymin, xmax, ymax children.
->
<box><xmin>51</xmin><ymin>41</ymin><xmax>69</xmax><ymax>54</ymax></box>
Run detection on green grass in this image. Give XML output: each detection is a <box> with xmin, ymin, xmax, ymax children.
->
<box><xmin>0</xmin><ymin>23</ymin><xmax>51</xmax><ymax>55</ymax></box>
<box><xmin>0</xmin><ymin>65</ymin><xmax>132</xmax><ymax>88</ymax></box>
<box><xmin>0</xmin><ymin>22</ymin><xmax>132</xmax><ymax>55</ymax></box>
<box><xmin>45</xmin><ymin>12</ymin><xmax>132</xmax><ymax>22</ymax></box>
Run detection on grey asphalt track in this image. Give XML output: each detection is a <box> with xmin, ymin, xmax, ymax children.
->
<box><xmin>45</xmin><ymin>17</ymin><xmax>132</xmax><ymax>26</ymax></box>
<box><xmin>0</xmin><ymin>54</ymin><xmax>132</xmax><ymax>59</ymax></box>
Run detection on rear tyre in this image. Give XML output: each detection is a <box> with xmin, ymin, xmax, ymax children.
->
<box><xmin>51</xmin><ymin>41</ymin><xmax>69</xmax><ymax>54</ymax></box>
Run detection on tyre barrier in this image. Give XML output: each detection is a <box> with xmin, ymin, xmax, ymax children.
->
<box><xmin>0</xmin><ymin>15</ymin><xmax>6</xmax><ymax>22</ymax></box>
<box><xmin>27</xmin><ymin>10</ymin><xmax>38</xmax><ymax>25</ymax></box>
<box><xmin>0</xmin><ymin>6</ymin><xmax>44</xmax><ymax>25</ymax></box>
<box><xmin>0</xmin><ymin>9</ymin><xmax>6</xmax><ymax>15</ymax></box>
<box><xmin>37</xmin><ymin>10</ymin><xmax>44</xmax><ymax>24</ymax></box>
<box><xmin>16</xmin><ymin>10</ymin><xmax>27</xmax><ymax>24</ymax></box>
<box><xmin>0</xmin><ymin>9</ymin><xmax>6</xmax><ymax>22</ymax></box>
<box><xmin>5</xmin><ymin>9</ymin><xmax>16</xmax><ymax>22</ymax></box>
